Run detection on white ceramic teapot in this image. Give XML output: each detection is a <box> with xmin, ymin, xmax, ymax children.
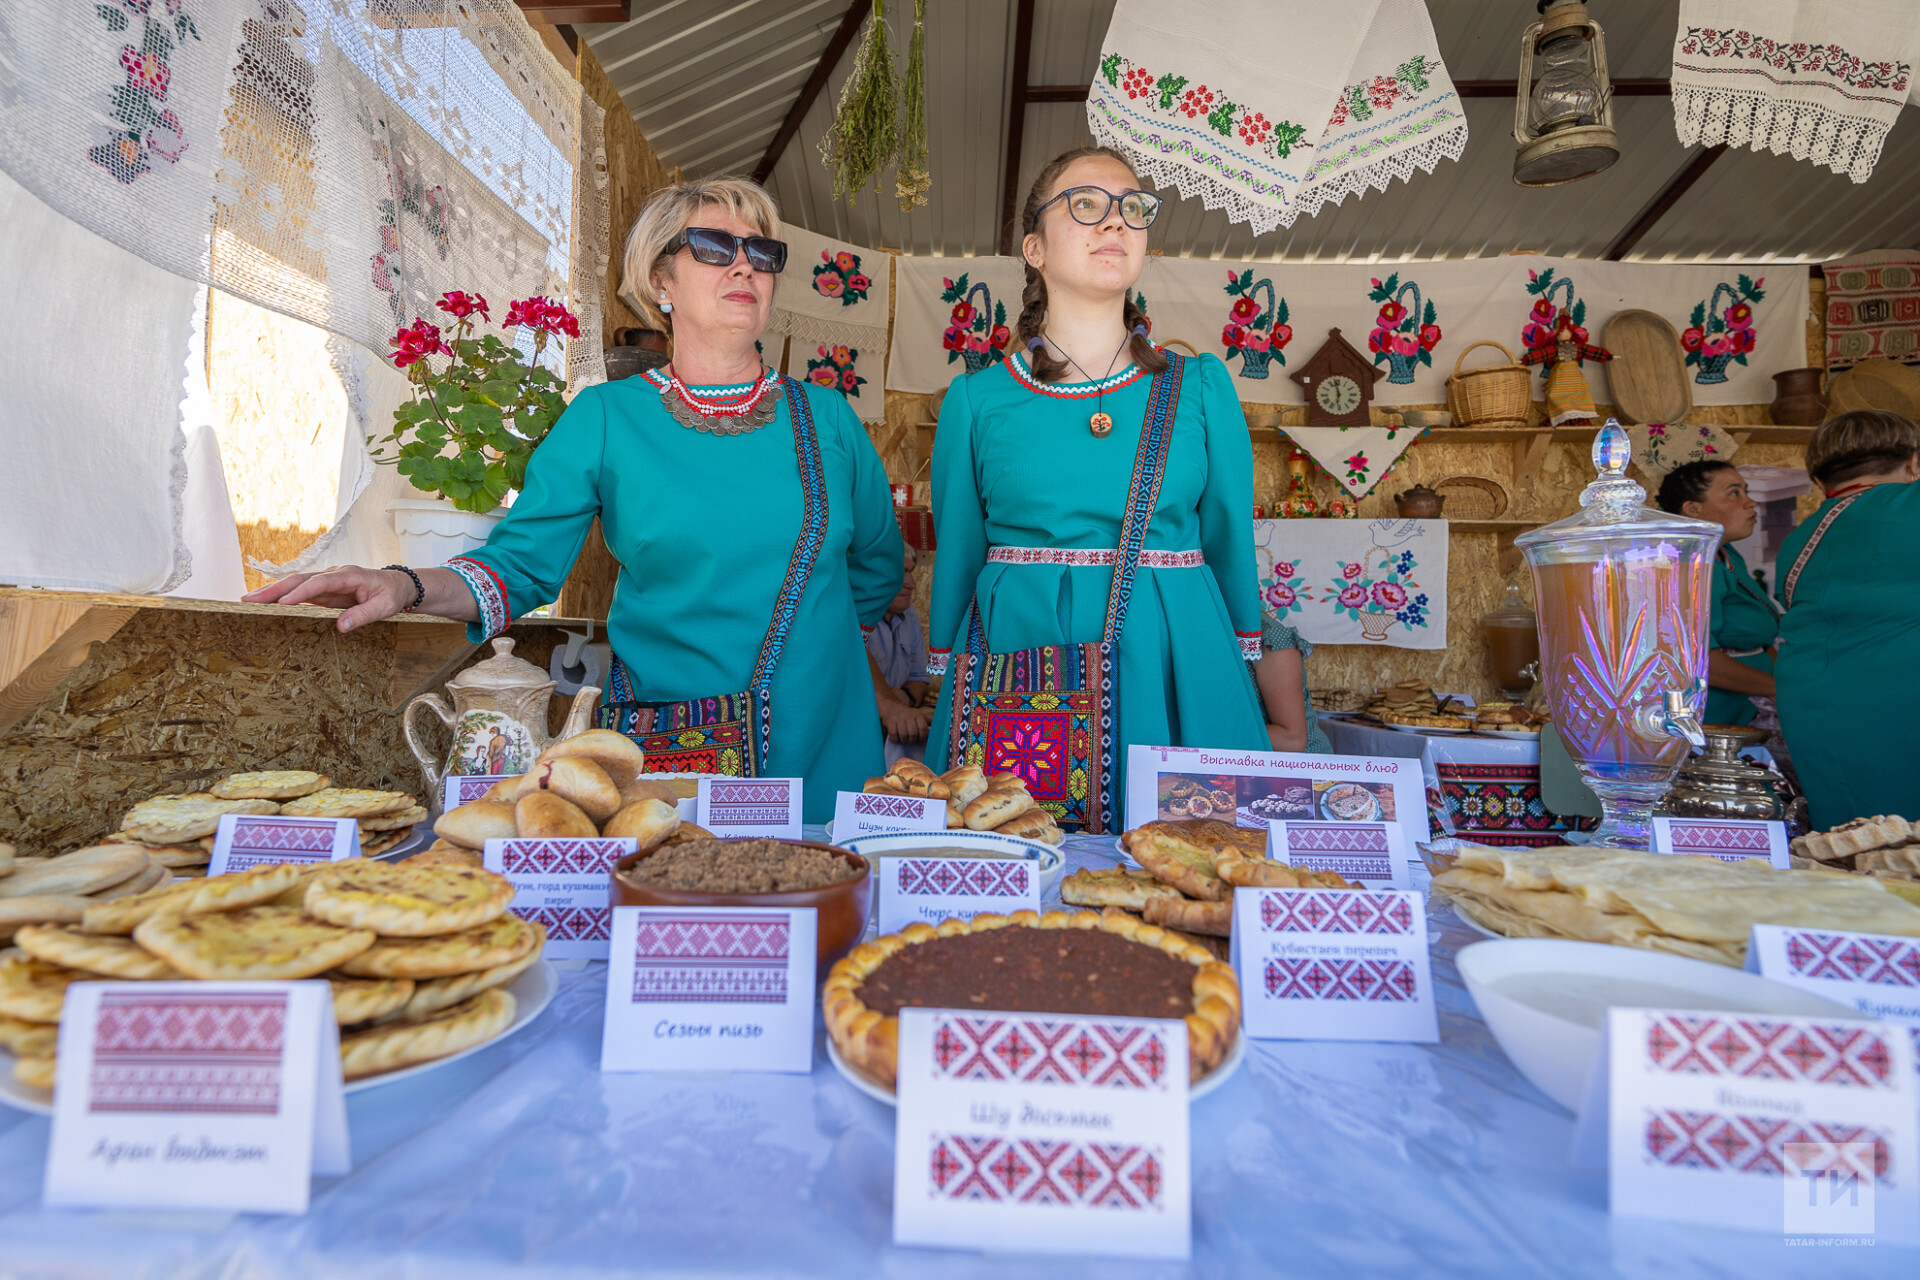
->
<box><xmin>403</xmin><ymin>638</ymin><xmax>600</xmax><ymax>796</ymax></box>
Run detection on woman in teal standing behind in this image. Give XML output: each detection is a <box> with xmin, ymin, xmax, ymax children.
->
<box><xmin>247</xmin><ymin>178</ymin><xmax>903</xmax><ymax>821</ymax></box>
<box><xmin>925</xmin><ymin>147</ymin><xmax>1269</xmax><ymax>831</ymax></box>
<box><xmin>1774</xmin><ymin>410</ymin><xmax>1920</xmax><ymax>828</ymax></box>
<box><xmin>1653</xmin><ymin>460</ymin><xmax>1780</xmax><ymax>727</ymax></box>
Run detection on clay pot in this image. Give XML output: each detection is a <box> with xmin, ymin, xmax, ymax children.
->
<box><xmin>1393</xmin><ymin>484</ymin><xmax>1446</xmax><ymax>519</ymax></box>
<box><xmin>1769</xmin><ymin>368</ymin><xmax>1826</xmax><ymax>426</ymax></box>
<box><xmin>611</xmin><ymin>839</ymin><xmax>872</xmax><ymax>968</ymax></box>
<box><xmin>604</xmin><ymin>327</ymin><xmax>671</xmax><ymax>381</ymax></box>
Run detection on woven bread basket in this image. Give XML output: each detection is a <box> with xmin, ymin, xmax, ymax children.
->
<box><xmin>1446</xmin><ymin>340</ymin><xmax>1532</xmax><ymax>429</ymax></box>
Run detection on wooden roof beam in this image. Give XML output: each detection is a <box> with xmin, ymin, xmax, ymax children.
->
<box><xmin>1603</xmin><ymin>144</ymin><xmax>1727</xmax><ymax>261</ymax></box>
<box><xmin>997</xmin><ymin>0</ymin><xmax>1037</xmax><ymax>255</ymax></box>
<box><xmin>751</xmin><ymin>0</ymin><xmax>872</xmax><ymax>186</ymax></box>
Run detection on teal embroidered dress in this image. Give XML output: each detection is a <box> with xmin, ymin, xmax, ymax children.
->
<box><xmin>445</xmin><ymin>376</ymin><xmax>903</xmax><ymax>822</ymax></box>
<box><xmin>1774</xmin><ymin>481</ymin><xmax>1920</xmax><ymax>828</ymax></box>
<box><xmin>925</xmin><ymin>352</ymin><xmax>1269</xmax><ymax>804</ymax></box>
<box><xmin>1703</xmin><ymin>543</ymin><xmax>1781</xmax><ymax>727</ymax></box>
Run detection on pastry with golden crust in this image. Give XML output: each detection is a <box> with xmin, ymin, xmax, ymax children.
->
<box><xmin>822</xmin><ymin>907</ymin><xmax>1240</xmax><ymax>1091</ymax></box>
<box><xmin>339</xmin><ymin>988</ymin><xmax>515</xmax><ymax>1080</ymax></box>
<box><xmin>303</xmin><ymin>861</ymin><xmax>513</xmax><ymax>936</ymax></box>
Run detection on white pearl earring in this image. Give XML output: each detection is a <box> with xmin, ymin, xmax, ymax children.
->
<box><xmin>659</xmin><ymin>296</ymin><xmax>673</xmax><ymax>314</ymax></box>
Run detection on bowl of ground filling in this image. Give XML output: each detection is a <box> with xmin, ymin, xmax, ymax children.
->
<box><xmin>611</xmin><ymin>837</ymin><xmax>871</xmax><ymax>967</ymax></box>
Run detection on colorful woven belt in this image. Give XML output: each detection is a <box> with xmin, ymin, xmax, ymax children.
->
<box><xmin>985</xmin><ymin>546</ymin><xmax>1206</xmax><ymax>567</ymax></box>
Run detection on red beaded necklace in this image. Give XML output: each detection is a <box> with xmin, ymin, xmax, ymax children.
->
<box><xmin>1823</xmin><ymin>481</ymin><xmax>1876</xmax><ymax>499</ymax></box>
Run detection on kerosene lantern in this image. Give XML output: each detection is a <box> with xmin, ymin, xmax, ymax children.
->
<box><xmin>1513</xmin><ymin>0</ymin><xmax>1619</xmax><ymax>186</ymax></box>
<box><xmin>1514</xmin><ymin>423</ymin><xmax>1720</xmax><ymax>847</ymax></box>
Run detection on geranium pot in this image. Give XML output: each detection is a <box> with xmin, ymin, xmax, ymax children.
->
<box><xmin>389</xmin><ymin>497</ymin><xmax>504</xmax><ymax>565</ymax></box>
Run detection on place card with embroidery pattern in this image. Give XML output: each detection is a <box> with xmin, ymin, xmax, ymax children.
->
<box><xmin>892</xmin><ymin>1008</ymin><xmax>1191</xmax><ymax>1259</ymax></box>
<box><xmin>1746</xmin><ymin>925</ymin><xmax>1920</xmax><ymax>1078</ymax></box>
<box><xmin>698</xmin><ymin>777</ymin><xmax>803</xmax><ymax>839</ymax></box>
<box><xmin>832</xmin><ymin>789</ymin><xmax>945</xmax><ymax>840</ymax></box>
<box><xmin>442</xmin><ymin>774</ymin><xmax>517</xmax><ymax>813</ymax></box>
<box><xmin>1229</xmin><ymin>888</ymin><xmax>1438</xmax><ymax>1043</ymax></box>
<box><xmin>1651</xmin><ymin>816</ymin><xmax>1789</xmax><ymax>868</ymax></box>
<box><xmin>876</xmin><ymin>853</ymin><xmax>1040</xmax><ymax>935</ymax></box>
<box><xmin>484</xmin><ymin>837</ymin><xmax>638</xmax><ymax>960</ymax></box>
<box><xmin>600</xmin><ymin>906</ymin><xmax>816</xmax><ymax>1073</ymax></box>
<box><xmin>207</xmin><ymin>814</ymin><xmax>359</xmax><ymax>876</ymax></box>
<box><xmin>1266</xmin><ymin>819</ymin><xmax>1409</xmax><ymax>889</ymax></box>
<box><xmin>44</xmin><ymin>981</ymin><xmax>348</xmax><ymax>1214</ymax></box>
<box><xmin>1571</xmin><ymin>1007</ymin><xmax>1919</xmax><ymax>1241</ymax></box>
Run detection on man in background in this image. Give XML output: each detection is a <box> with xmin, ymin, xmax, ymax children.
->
<box><xmin>868</xmin><ymin>547</ymin><xmax>930</xmax><ymax>765</ymax></box>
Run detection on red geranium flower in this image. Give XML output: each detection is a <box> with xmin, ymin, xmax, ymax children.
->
<box><xmin>1230</xmin><ymin>297</ymin><xmax>1258</xmax><ymax>323</ymax></box>
<box><xmin>389</xmin><ymin>319</ymin><xmax>450</xmax><ymax>369</ymax></box>
<box><xmin>437</xmin><ymin>290</ymin><xmax>490</xmax><ymax>322</ymax></box>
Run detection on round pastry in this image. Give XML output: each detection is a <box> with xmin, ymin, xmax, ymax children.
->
<box><xmin>537</xmin><ymin>729</ymin><xmax>645</xmax><ymax>790</ymax></box>
<box><xmin>822</xmin><ymin>908</ymin><xmax>1240</xmax><ymax>1091</ymax></box>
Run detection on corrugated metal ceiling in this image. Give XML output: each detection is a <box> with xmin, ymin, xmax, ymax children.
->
<box><xmin>580</xmin><ymin>0</ymin><xmax>1920</xmax><ymax>262</ymax></box>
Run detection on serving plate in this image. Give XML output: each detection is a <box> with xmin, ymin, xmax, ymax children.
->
<box><xmin>1383</xmin><ymin>723</ymin><xmax>1472</xmax><ymax>737</ymax></box>
<box><xmin>0</xmin><ymin>959</ymin><xmax>558</xmax><ymax>1116</ymax></box>
<box><xmin>837</xmin><ymin>829</ymin><xmax>1064</xmax><ymax>899</ymax></box>
<box><xmin>1474</xmin><ymin>725</ymin><xmax>1543</xmax><ymax>740</ymax></box>
<box><xmin>827</xmin><ymin>1026</ymin><xmax>1247</xmax><ymax>1106</ymax></box>
<box><xmin>1456</xmin><ymin>939</ymin><xmax>1856</xmax><ymax>1113</ymax></box>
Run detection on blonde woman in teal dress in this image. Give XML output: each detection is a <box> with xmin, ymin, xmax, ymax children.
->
<box><xmin>247</xmin><ymin>178</ymin><xmax>903</xmax><ymax>821</ymax></box>
<box><xmin>926</xmin><ymin>147</ymin><xmax>1268</xmax><ymax>825</ymax></box>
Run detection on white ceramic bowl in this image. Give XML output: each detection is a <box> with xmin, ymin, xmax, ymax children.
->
<box><xmin>837</xmin><ymin>829</ymin><xmax>1065</xmax><ymax>902</ymax></box>
<box><xmin>1456</xmin><ymin>938</ymin><xmax>1858</xmax><ymax>1113</ymax></box>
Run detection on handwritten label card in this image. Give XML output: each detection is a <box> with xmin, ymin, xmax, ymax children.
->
<box><xmin>833</xmin><ymin>790</ymin><xmax>946</xmax><ymax>839</ymax></box>
<box><xmin>44</xmin><ymin>981</ymin><xmax>348</xmax><ymax>1214</ymax></box>
<box><xmin>484</xmin><ymin>837</ymin><xmax>637</xmax><ymax>960</ymax></box>
<box><xmin>208</xmin><ymin>814</ymin><xmax>359</xmax><ymax>876</ymax></box>
<box><xmin>442</xmin><ymin>774</ymin><xmax>516</xmax><ymax>813</ymax></box>
<box><xmin>1572</xmin><ymin>1007</ymin><xmax>1919</xmax><ymax>1241</ymax></box>
<box><xmin>699</xmin><ymin>777</ymin><xmax>803</xmax><ymax>840</ymax></box>
<box><xmin>1230</xmin><ymin>888</ymin><xmax>1438</xmax><ymax>1043</ymax></box>
<box><xmin>1747</xmin><ymin>925</ymin><xmax>1920</xmax><ymax>1076</ymax></box>
<box><xmin>892</xmin><ymin>1008</ymin><xmax>1190</xmax><ymax>1260</ymax></box>
<box><xmin>876</xmin><ymin>855</ymin><xmax>1040</xmax><ymax>935</ymax></box>
<box><xmin>1651</xmin><ymin>817</ymin><xmax>1789</xmax><ymax>867</ymax></box>
<box><xmin>1267</xmin><ymin>820</ymin><xmax>1409</xmax><ymax>889</ymax></box>
<box><xmin>600</xmin><ymin>906</ymin><xmax>816</xmax><ymax>1073</ymax></box>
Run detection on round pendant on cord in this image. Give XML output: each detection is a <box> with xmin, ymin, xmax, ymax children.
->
<box><xmin>1089</xmin><ymin>411</ymin><xmax>1114</xmax><ymax>438</ymax></box>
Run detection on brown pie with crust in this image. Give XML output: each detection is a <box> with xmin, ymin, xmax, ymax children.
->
<box><xmin>822</xmin><ymin>907</ymin><xmax>1240</xmax><ymax>1091</ymax></box>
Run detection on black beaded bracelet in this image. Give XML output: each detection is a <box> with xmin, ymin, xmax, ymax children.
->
<box><xmin>383</xmin><ymin>564</ymin><xmax>426</xmax><ymax>613</ymax></box>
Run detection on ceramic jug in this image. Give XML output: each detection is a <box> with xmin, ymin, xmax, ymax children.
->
<box><xmin>1393</xmin><ymin>485</ymin><xmax>1445</xmax><ymax>518</ymax></box>
<box><xmin>403</xmin><ymin>638</ymin><xmax>601</xmax><ymax>796</ymax></box>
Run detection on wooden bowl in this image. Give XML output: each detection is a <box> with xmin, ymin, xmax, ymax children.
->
<box><xmin>611</xmin><ymin>838</ymin><xmax>872</xmax><ymax>969</ymax></box>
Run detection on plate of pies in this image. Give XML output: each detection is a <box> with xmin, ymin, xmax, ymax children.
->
<box><xmin>1384</xmin><ymin>722</ymin><xmax>1474</xmax><ymax>737</ymax></box>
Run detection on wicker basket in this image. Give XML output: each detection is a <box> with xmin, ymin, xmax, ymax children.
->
<box><xmin>1432</xmin><ymin>475</ymin><xmax>1509</xmax><ymax>521</ymax></box>
<box><xmin>1446</xmin><ymin>340</ymin><xmax>1532</xmax><ymax>429</ymax></box>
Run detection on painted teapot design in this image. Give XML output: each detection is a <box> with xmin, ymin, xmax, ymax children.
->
<box><xmin>403</xmin><ymin>638</ymin><xmax>601</xmax><ymax>795</ymax></box>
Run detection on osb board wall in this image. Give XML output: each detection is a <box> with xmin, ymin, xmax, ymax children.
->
<box><xmin>0</xmin><ymin>615</ymin><xmax>566</xmax><ymax>856</ymax></box>
<box><xmin>207</xmin><ymin>290</ymin><xmax>348</xmax><ymax>591</ymax></box>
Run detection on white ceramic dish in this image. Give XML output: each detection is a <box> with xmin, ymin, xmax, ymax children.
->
<box><xmin>1456</xmin><ymin>939</ymin><xmax>1857</xmax><ymax>1113</ymax></box>
<box><xmin>1449</xmin><ymin>902</ymin><xmax>1505</xmax><ymax>940</ymax></box>
<box><xmin>1474</xmin><ymin>725</ymin><xmax>1543</xmax><ymax>740</ymax></box>
<box><xmin>0</xmin><ymin>959</ymin><xmax>559</xmax><ymax>1116</ymax></box>
<box><xmin>827</xmin><ymin>1027</ymin><xmax>1246</xmax><ymax>1106</ymax></box>
<box><xmin>837</xmin><ymin>829</ymin><xmax>1064</xmax><ymax>900</ymax></box>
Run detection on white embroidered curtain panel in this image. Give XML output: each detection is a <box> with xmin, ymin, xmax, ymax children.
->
<box><xmin>0</xmin><ymin>0</ymin><xmax>608</xmax><ymax>387</ymax></box>
<box><xmin>768</xmin><ymin>225</ymin><xmax>892</xmax><ymax>424</ymax></box>
<box><xmin>1087</xmin><ymin>0</ymin><xmax>1468</xmax><ymax>233</ymax></box>
<box><xmin>1253</xmin><ymin>518</ymin><xmax>1449</xmax><ymax>649</ymax></box>
<box><xmin>1672</xmin><ymin>0</ymin><xmax>1920</xmax><ymax>184</ymax></box>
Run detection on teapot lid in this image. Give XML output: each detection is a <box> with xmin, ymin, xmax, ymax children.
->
<box><xmin>1514</xmin><ymin>419</ymin><xmax>1722</xmax><ymax>557</ymax></box>
<box><xmin>446</xmin><ymin>638</ymin><xmax>554</xmax><ymax>693</ymax></box>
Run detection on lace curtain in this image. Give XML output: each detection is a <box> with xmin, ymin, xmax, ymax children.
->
<box><xmin>0</xmin><ymin>0</ymin><xmax>607</xmax><ymax>386</ymax></box>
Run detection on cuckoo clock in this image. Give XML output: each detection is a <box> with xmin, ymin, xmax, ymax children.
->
<box><xmin>1290</xmin><ymin>328</ymin><xmax>1382</xmax><ymax>427</ymax></box>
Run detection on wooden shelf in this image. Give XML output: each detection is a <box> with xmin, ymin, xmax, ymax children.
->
<box><xmin>1251</xmin><ymin>422</ymin><xmax>1816</xmax><ymax>446</ymax></box>
<box><xmin>1446</xmin><ymin>518</ymin><xmax>1542</xmax><ymax>533</ymax></box>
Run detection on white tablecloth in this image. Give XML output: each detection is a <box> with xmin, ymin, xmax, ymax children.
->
<box><xmin>0</xmin><ymin>829</ymin><xmax>1902</xmax><ymax>1277</ymax></box>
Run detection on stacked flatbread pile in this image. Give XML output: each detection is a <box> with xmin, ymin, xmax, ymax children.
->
<box><xmin>1061</xmin><ymin>820</ymin><xmax>1353</xmax><ymax>945</ymax></box>
<box><xmin>862</xmin><ymin>759</ymin><xmax>1063</xmax><ymax>845</ymax></box>
<box><xmin>0</xmin><ymin>841</ymin><xmax>177</xmax><ymax>943</ymax></box>
<box><xmin>0</xmin><ymin>853</ymin><xmax>543</xmax><ymax>1090</ymax></box>
<box><xmin>101</xmin><ymin>771</ymin><xmax>423</xmax><ymax>873</ymax></box>
<box><xmin>1431</xmin><ymin>845</ymin><xmax>1920</xmax><ymax>967</ymax></box>
<box><xmin>1791</xmin><ymin>815</ymin><xmax>1920</xmax><ymax>886</ymax></box>
<box><xmin>1366</xmin><ymin>680</ymin><xmax>1472</xmax><ymax>731</ymax></box>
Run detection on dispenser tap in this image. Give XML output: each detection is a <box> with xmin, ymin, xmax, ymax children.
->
<box><xmin>1659</xmin><ymin>689</ymin><xmax>1706</xmax><ymax>752</ymax></box>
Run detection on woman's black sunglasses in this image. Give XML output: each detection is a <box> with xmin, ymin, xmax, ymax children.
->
<box><xmin>1029</xmin><ymin>185</ymin><xmax>1162</xmax><ymax>231</ymax></box>
<box><xmin>667</xmin><ymin>226</ymin><xmax>788</xmax><ymax>273</ymax></box>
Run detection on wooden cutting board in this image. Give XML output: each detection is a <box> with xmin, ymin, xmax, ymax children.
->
<box><xmin>1604</xmin><ymin>309</ymin><xmax>1693</xmax><ymax>424</ymax></box>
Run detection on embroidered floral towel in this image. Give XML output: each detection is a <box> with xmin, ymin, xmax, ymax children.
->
<box><xmin>1088</xmin><ymin>0</ymin><xmax>1466</xmax><ymax>232</ymax></box>
<box><xmin>1672</xmin><ymin>1</ymin><xmax>1919</xmax><ymax>182</ymax></box>
<box><xmin>770</xmin><ymin>225</ymin><xmax>891</xmax><ymax>422</ymax></box>
<box><xmin>1275</xmin><ymin>426</ymin><xmax>1421</xmax><ymax>502</ymax></box>
<box><xmin>1626</xmin><ymin>421</ymin><xmax>1740</xmax><ymax>483</ymax></box>
<box><xmin>1253</xmin><ymin>518</ymin><xmax>1447</xmax><ymax>649</ymax></box>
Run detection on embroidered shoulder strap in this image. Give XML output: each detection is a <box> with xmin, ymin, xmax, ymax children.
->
<box><xmin>1780</xmin><ymin>492</ymin><xmax>1862</xmax><ymax>611</ymax></box>
<box><xmin>747</xmin><ymin>378</ymin><xmax>830</xmax><ymax>762</ymax></box>
<box><xmin>1102</xmin><ymin>354</ymin><xmax>1183</xmax><ymax>643</ymax></box>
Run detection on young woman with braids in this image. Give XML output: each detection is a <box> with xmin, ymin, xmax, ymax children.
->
<box><xmin>924</xmin><ymin>147</ymin><xmax>1268</xmax><ymax>821</ymax></box>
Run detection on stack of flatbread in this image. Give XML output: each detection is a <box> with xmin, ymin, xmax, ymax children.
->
<box><xmin>1061</xmin><ymin>820</ymin><xmax>1352</xmax><ymax>947</ymax></box>
<box><xmin>0</xmin><ymin>842</ymin><xmax>173</xmax><ymax>943</ymax></box>
<box><xmin>0</xmin><ymin>853</ymin><xmax>542</xmax><ymax>1090</ymax></box>
<box><xmin>99</xmin><ymin>771</ymin><xmax>423</xmax><ymax>871</ymax></box>
<box><xmin>1432</xmin><ymin>845</ymin><xmax>1920</xmax><ymax>967</ymax></box>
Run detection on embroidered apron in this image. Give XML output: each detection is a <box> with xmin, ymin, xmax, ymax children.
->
<box><xmin>598</xmin><ymin>376</ymin><xmax>827</xmax><ymax>776</ymax></box>
<box><xmin>944</xmin><ymin>355</ymin><xmax>1184</xmax><ymax>834</ymax></box>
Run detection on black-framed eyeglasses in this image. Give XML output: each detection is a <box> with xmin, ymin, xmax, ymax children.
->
<box><xmin>666</xmin><ymin>226</ymin><xmax>788</xmax><ymax>273</ymax></box>
<box><xmin>1029</xmin><ymin>185</ymin><xmax>1162</xmax><ymax>231</ymax></box>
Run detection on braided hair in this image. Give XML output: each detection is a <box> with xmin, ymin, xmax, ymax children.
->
<box><xmin>1654</xmin><ymin>459</ymin><xmax>1738</xmax><ymax>514</ymax></box>
<box><xmin>1014</xmin><ymin>146</ymin><xmax>1167</xmax><ymax>384</ymax></box>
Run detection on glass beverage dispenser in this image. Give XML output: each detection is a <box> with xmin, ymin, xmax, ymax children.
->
<box><xmin>1514</xmin><ymin>423</ymin><xmax>1721</xmax><ymax>847</ymax></box>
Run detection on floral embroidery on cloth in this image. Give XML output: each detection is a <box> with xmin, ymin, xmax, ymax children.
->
<box><xmin>1252</xmin><ymin>517</ymin><xmax>1447</xmax><ymax>649</ymax></box>
<box><xmin>804</xmin><ymin>344</ymin><xmax>867</xmax><ymax>401</ymax></box>
<box><xmin>767</xmin><ymin>224</ymin><xmax>889</xmax><ymax>422</ymax></box>
<box><xmin>941</xmin><ymin>274</ymin><xmax>1010</xmax><ymax>373</ymax></box>
<box><xmin>1222</xmin><ymin>269</ymin><xmax>1293</xmax><ymax>379</ymax></box>
<box><xmin>1671</xmin><ymin>2</ymin><xmax>1919</xmax><ymax>183</ymax></box>
<box><xmin>1683</xmin><ymin>275</ymin><xmax>1765</xmax><ymax>385</ymax></box>
<box><xmin>813</xmin><ymin>249</ymin><xmax>871</xmax><ymax>306</ymax></box>
<box><xmin>88</xmin><ymin>0</ymin><xmax>202</xmax><ymax>183</ymax></box>
<box><xmin>1366</xmin><ymin>272</ymin><xmax>1439</xmax><ymax>385</ymax></box>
